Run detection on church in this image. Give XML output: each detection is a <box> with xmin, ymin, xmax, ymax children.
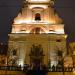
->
<box><xmin>7</xmin><ymin>0</ymin><xmax>73</xmax><ymax>69</ymax></box>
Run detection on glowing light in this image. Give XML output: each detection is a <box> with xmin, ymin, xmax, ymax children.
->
<box><xmin>14</xmin><ymin>19</ymin><xmax>50</xmax><ymax>24</ymax></box>
<box><xmin>14</xmin><ymin>20</ymin><xmax>23</xmax><ymax>24</ymax></box>
<box><xmin>47</xmin><ymin>28</ymin><xmax>64</xmax><ymax>34</ymax></box>
<box><xmin>14</xmin><ymin>16</ymin><xmax>57</xmax><ymax>25</ymax></box>
<box><xmin>29</xmin><ymin>5</ymin><xmax>48</xmax><ymax>9</ymax></box>
<box><xmin>27</xmin><ymin>0</ymin><xmax>50</xmax><ymax>2</ymax></box>
<box><xmin>56</xmin><ymin>29</ymin><xmax>64</xmax><ymax>34</ymax></box>
<box><xmin>18</xmin><ymin>60</ymin><xmax>24</xmax><ymax>67</ymax></box>
<box><xmin>31</xmin><ymin>0</ymin><xmax>48</xmax><ymax>1</ymax></box>
<box><xmin>51</xmin><ymin>61</ymin><xmax>58</xmax><ymax>67</ymax></box>
<box><xmin>26</xmin><ymin>30</ymin><xmax>30</xmax><ymax>33</ymax></box>
<box><xmin>64</xmin><ymin>35</ymin><xmax>67</xmax><ymax>39</ymax></box>
<box><xmin>14</xmin><ymin>19</ymin><xmax>31</xmax><ymax>24</ymax></box>
<box><xmin>49</xmin><ymin>20</ymin><xmax>56</xmax><ymax>24</ymax></box>
<box><xmin>73</xmin><ymin>68</ymin><xmax>75</xmax><ymax>73</ymax></box>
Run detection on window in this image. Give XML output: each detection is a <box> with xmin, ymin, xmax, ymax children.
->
<box><xmin>35</xmin><ymin>13</ymin><xmax>41</xmax><ymax>21</ymax></box>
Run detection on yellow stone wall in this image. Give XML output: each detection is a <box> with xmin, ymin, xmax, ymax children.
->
<box><xmin>8</xmin><ymin>34</ymin><xmax>67</xmax><ymax>66</ymax></box>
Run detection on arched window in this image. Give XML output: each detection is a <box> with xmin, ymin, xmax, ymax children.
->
<box><xmin>35</xmin><ymin>28</ymin><xmax>40</xmax><ymax>33</ymax></box>
<box><xmin>30</xmin><ymin>27</ymin><xmax>45</xmax><ymax>34</ymax></box>
<box><xmin>30</xmin><ymin>27</ymin><xmax>42</xmax><ymax>34</ymax></box>
<box><xmin>35</xmin><ymin>13</ymin><xmax>41</xmax><ymax>21</ymax></box>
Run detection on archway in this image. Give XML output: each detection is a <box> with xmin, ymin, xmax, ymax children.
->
<box><xmin>30</xmin><ymin>27</ymin><xmax>45</xmax><ymax>34</ymax></box>
<box><xmin>35</xmin><ymin>13</ymin><xmax>41</xmax><ymax>21</ymax></box>
<box><xmin>29</xmin><ymin>44</ymin><xmax>44</xmax><ymax>69</ymax></box>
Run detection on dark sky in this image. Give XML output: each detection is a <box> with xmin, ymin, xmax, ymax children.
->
<box><xmin>54</xmin><ymin>0</ymin><xmax>75</xmax><ymax>43</ymax></box>
<box><xmin>0</xmin><ymin>0</ymin><xmax>75</xmax><ymax>44</ymax></box>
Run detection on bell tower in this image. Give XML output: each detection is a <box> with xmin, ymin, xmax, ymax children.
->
<box><xmin>12</xmin><ymin>0</ymin><xmax>63</xmax><ymax>34</ymax></box>
<box><xmin>8</xmin><ymin>0</ymin><xmax>68</xmax><ymax>68</ymax></box>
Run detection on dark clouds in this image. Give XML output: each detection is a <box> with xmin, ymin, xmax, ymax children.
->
<box><xmin>0</xmin><ymin>0</ymin><xmax>75</xmax><ymax>43</ymax></box>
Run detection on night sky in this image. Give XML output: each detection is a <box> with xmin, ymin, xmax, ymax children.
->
<box><xmin>0</xmin><ymin>0</ymin><xmax>75</xmax><ymax>44</ymax></box>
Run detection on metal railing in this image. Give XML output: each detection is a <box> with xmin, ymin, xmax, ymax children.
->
<box><xmin>0</xmin><ymin>66</ymin><xmax>73</xmax><ymax>72</ymax></box>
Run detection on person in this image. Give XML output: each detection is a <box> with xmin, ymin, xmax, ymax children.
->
<box><xmin>52</xmin><ymin>65</ymin><xmax>55</xmax><ymax>71</ymax></box>
<box><xmin>42</xmin><ymin>65</ymin><xmax>48</xmax><ymax>75</ymax></box>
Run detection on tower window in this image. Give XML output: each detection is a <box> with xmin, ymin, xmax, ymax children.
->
<box><xmin>35</xmin><ymin>13</ymin><xmax>41</xmax><ymax>21</ymax></box>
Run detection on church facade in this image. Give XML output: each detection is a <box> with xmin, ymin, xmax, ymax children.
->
<box><xmin>7</xmin><ymin>0</ymin><xmax>70</xmax><ymax>68</ymax></box>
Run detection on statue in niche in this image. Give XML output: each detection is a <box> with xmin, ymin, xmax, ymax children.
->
<box><xmin>30</xmin><ymin>44</ymin><xmax>43</xmax><ymax>57</ymax></box>
<box><xmin>29</xmin><ymin>44</ymin><xmax>44</xmax><ymax>69</ymax></box>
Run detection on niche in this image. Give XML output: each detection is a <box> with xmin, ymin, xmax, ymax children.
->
<box><xmin>35</xmin><ymin>13</ymin><xmax>41</xmax><ymax>21</ymax></box>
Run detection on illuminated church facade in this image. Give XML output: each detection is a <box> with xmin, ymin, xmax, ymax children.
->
<box><xmin>7</xmin><ymin>0</ymin><xmax>71</xmax><ymax>68</ymax></box>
